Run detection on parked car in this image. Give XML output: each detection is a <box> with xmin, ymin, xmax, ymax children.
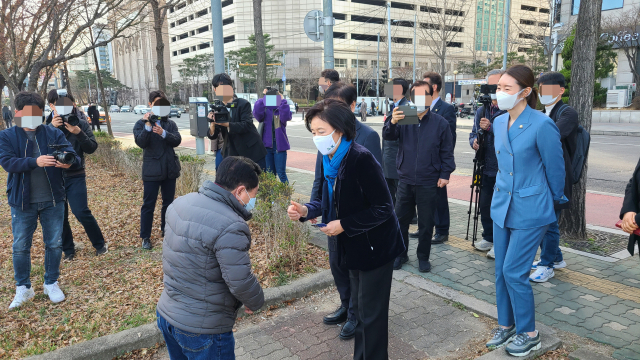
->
<box><xmin>120</xmin><ymin>105</ymin><xmax>131</xmax><ymax>112</ymax></box>
<box><xmin>285</xmin><ymin>99</ymin><xmax>296</xmax><ymax>115</ymax></box>
<box><xmin>169</xmin><ymin>105</ymin><xmax>181</xmax><ymax>118</ymax></box>
<box><xmin>98</xmin><ymin>107</ymin><xmax>110</xmax><ymax>124</ymax></box>
<box><xmin>110</xmin><ymin>105</ymin><xmax>120</xmax><ymax>113</ymax></box>
<box><xmin>133</xmin><ymin>105</ymin><xmax>150</xmax><ymax>114</ymax></box>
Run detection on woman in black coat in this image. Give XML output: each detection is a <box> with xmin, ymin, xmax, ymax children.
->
<box><xmin>288</xmin><ymin>99</ymin><xmax>405</xmax><ymax>360</ymax></box>
<box><xmin>619</xmin><ymin>158</ymin><xmax>640</xmax><ymax>258</ymax></box>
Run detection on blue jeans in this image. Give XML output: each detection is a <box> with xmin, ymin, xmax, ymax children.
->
<box><xmin>265</xmin><ymin>147</ymin><xmax>288</xmax><ymax>183</ymax></box>
<box><xmin>215</xmin><ymin>149</ymin><xmax>223</xmax><ymax>170</ymax></box>
<box><xmin>12</xmin><ymin>201</ymin><xmax>64</xmax><ymax>287</ymax></box>
<box><xmin>493</xmin><ymin>223</ymin><xmax>549</xmax><ymax>334</ymax></box>
<box><xmin>539</xmin><ymin>210</ymin><xmax>564</xmax><ymax>267</ymax></box>
<box><xmin>157</xmin><ymin>311</ymin><xmax>235</xmax><ymax>360</ymax></box>
<box><xmin>62</xmin><ymin>176</ymin><xmax>105</xmax><ymax>255</ymax></box>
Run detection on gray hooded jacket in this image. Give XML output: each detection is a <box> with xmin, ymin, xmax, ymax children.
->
<box><xmin>156</xmin><ymin>180</ymin><xmax>264</xmax><ymax>334</ymax></box>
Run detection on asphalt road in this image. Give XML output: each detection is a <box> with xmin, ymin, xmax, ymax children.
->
<box><xmin>108</xmin><ymin>112</ymin><xmax>637</xmax><ymax>196</ymax></box>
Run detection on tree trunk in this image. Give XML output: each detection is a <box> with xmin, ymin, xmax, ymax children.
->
<box><xmin>91</xmin><ymin>41</ymin><xmax>114</xmax><ymax>136</ymax></box>
<box><xmin>27</xmin><ymin>63</ymin><xmax>42</xmax><ymax>92</ymax></box>
<box><xmin>253</xmin><ymin>0</ymin><xmax>267</xmax><ymax>99</ymax></box>
<box><xmin>559</xmin><ymin>0</ymin><xmax>603</xmax><ymax>239</ymax></box>
<box><xmin>0</xmin><ymin>74</ymin><xmax>6</xmax><ymax>131</ymax></box>
<box><xmin>64</xmin><ymin>62</ymin><xmax>73</xmax><ymax>98</ymax></box>
<box><xmin>151</xmin><ymin>0</ymin><xmax>168</xmax><ymax>93</ymax></box>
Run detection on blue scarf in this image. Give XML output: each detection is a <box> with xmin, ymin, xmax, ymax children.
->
<box><xmin>323</xmin><ymin>137</ymin><xmax>352</xmax><ymax>221</ymax></box>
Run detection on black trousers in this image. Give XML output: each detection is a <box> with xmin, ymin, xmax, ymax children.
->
<box><xmin>385</xmin><ymin>178</ymin><xmax>398</xmax><ymax>206</ymax></box>
<box><xmin>350</xmin><ymin>260</ymin><xmax>394</xmax><ymax>360</ymax></box>
<box><xmin>140</xmin><ymin>178</ymin><xmax>176</xmax><ymax>239</ymax></box>
<box><xmin>395</xmin><ymin>182</ymin><xmax>438</xmax><ymax>261</ymax></box>
<box><xmin>480</xmin><ymin>175</ymin><xmax>496</xmax><ymax>242</ymax></box>
<box><xmin>434</xmin><ymin>185</ymin><xmax>450</xmax><ymax>235</ymax></box>
<box><xmin>61</xmin><ymin>175</ymin><xmax>106</xmax><ymax>255</ymax></box>
<box><xmin>92</xmin><ymin>123</ymin><xmax>101</xmax><ymax>131</ymax></box>
<box><xmin>329</xmin><ymin>236</ymin><xmax>355</xmax><ymax>321</ymax></box>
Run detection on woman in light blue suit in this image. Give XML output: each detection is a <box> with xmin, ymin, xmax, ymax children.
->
<box><xmin>485</xmin><ymin>65</ymin><xmax>567</xmax><ymax>357</ymax></box>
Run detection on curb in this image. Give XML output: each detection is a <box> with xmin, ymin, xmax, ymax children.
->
<box><xmin>23</xmin><ymin>270</ymin><xmax>334</xmax><ymax>360</ymax></box>
<box><xmin>393</xmin><ymin>270</ymin><xmax>562</xmax><ymax>360</ymax></box>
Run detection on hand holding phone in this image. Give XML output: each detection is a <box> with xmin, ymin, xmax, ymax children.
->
<box><xmin>311</xmin><ymin>223</ymin><xmax>327</xmax><ymax>228</ymax></box>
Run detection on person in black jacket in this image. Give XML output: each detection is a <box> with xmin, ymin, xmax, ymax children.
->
<box><xmin>309</xmin><ymin>82</ymin><xmax>383</xmax><ymax>340</ymax></box>
<box><xmin>529</xmin><ymin>72</ymin><xmax>579</xmax><ymax>283</ymax></box>
<box><xmin>421</xmin><ymin>72</ymin><xmax>457</xmax><ymax>244</ymax></box>
<box><xmin>46</xmin><ymin>90</ymin><xmax>106</xmax><ymax>260</ymax></box>
<box><xmin>383</xmin><ymin>80</ymin><xmax>455</xmax><ymax>273</ymax></box>
<box><xmin>288</xmin><ymin>99</ymin><xmax>404</xmax><ymax>359</ymax></box>
<box><xmin>133</xmin><ymin>91</ymin><xmax>182</xmax><ymax>250</ymax></box>
<box><xmin>207</xmin><ymin>73</ymin><xmax>267</xmax><ymax>169</ymax></box>
<box><xmin>382</xmin><ymin>78</ymin><xmax>410</xmax><ymax>206</ymax></box>
<box><xmin>88</xmin><ymin>103</ymin><xmax>100</xmax><ymax>132</ymax></box>
<box><xmin>2</xmin><ymin>105</ymin><xmax>13</xmax><ymax>128</ymax></box>
<box><xmin>620</xmin><ymin>159</ymin><xmax>640</xmax><ymax>259</ymax></box>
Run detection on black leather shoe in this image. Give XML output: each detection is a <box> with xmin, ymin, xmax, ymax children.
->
<box><xmin>431</xmin><ymin>234</ymin><xmax>449</xmax><ymax>244</ymax></box>
<box><xmin>410</xmin><ymin>216</ymin><xmax>418</xmax><ymax>225</ymax></box>
<box><xmin>339</xmin><ymin>318</ymin><xmax>357</xmax><ymax>340</ymax></box>
<box><xmin>419</xmin><ymin>260</ymin><xmax>432</xmax><ymax>273</ymax></box>
<box><xmin>63</xmin><ymin>253</ymin><xmax>74</xmax><ymax>261</ymax></box>
<box><xmin>409</xmin><ymin>230</ymin><xmax>420</xmax><ymax>238</ymax></box>
<box><xmin>393</xmin><ymin>255</ymin><xmax>409</xmax><ymax>270</ymax></box>
<box><xmin>142</xmin><ymin>238</ymin><xmax>153</xmax><ymax>250</ymax></box>
<box><xmin>323</xmin><ymin>306</ymin><xmax>348</xmax><ymax>325</ymax></box>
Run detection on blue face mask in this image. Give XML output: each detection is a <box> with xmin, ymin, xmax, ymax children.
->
<box><xmin>241</xmin><ymin>189</ymin><xmax>256</xmax><ymax>212</ymax></box>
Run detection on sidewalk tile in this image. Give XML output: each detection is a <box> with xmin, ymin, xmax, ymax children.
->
<box><xmin>573</xmin><ymin>306</ymin><xmax>598</xmax><ymax>320</ymax></box>
<box><xmin>588</xmin><ymin>332</ymin><xmax>629</xmax><ymax>349</ymax></box>
<box><xmin>579</xmin><ymin>315</ymin><xmax>612</xmax><ymax>331</ymax></box>
<box><xmin>553</xmin><ymin>322</ymin><xmax>592</xmax><ymax>338</ymax></box>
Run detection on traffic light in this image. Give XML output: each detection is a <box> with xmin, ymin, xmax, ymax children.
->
<box><xmin>110</xmin><ymin>90</ymin><xmax>118</xmax><ymax>105</ymax></box>
<box><xmin>381</xmin><ymin>69</ymin><xmax>388</xmax><ymax>83</ymax></box>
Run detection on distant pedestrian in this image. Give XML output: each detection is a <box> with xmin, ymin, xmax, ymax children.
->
<box><xmin>2</xmin><ymin>105</ymin><xmax>13</xmax><ymax>128</ymax></box>
<box><xmin>88</xmin><ymin>104</ymin><xmax>100</xmax><ymax>132</ymax></box>
<box><xmin>360</xmin><ymin>100</ymin><xmax>367</xmax><ymax>122</ymax></box>
<box><xmin>295</xmin><ymin>102</ymin><xmax>299</xmax><ymax>113</ymax></box>
<box><xmin>370</xmin><ymin>100</ymin><xmax>376</xmax><ymax>116</ymax></box>
<box><xmin>253</xmin><ymin>88</ymin><xmax>291</xmax><ymax>183</ymax></box>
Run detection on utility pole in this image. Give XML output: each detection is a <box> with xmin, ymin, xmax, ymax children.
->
<box><xmin>211</xmin><ymin>0</ymin><xmax>225</xmax><ymax>74</ymax></box>
<box><xmin>282</xmin><ymin>50</ymin><xmax>287</xmax><ymax>96</ymax></box>
<box><xmin>413</xmin><ymin>13</ymin><xmax>417</xmax><ymax>83</ymax></box>
<box><xmin>377</xmin><ymin>32</ymin><xmax>380</xmax><ymax>108</ymax></box>
<box><xmin>387</xmin><ymin>2</ymin><xmax>392</xmax><ymax>78</ymax></box>
<box><xmin>502</xmin><ymin>0</ymin><xmax>511</xmax><ymax>70</ymax></box>
<box><xmin>356</xmin><ymin>47</ymin><xmax>359</xmax><ymax>97</ymax></box>
<box><xmin>323</xmin><ymin>0</ymin><xmax>334</xmax><ymax>69</ymax></box>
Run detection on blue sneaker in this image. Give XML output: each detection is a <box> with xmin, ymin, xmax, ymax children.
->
<box><xmin>486</xmin><ymin>326</ymin><xmax>516</xmax><ymax>349</ymax></box>
<box><xmin>506</xmin><ymin>332</ymin><xmax>541</xmax><ymax>357</ymax></box>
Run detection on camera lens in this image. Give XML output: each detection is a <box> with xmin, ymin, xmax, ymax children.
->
<box><xmin>59</xmin><ymin>152</ymin><xmax>76</xmax><ymax>165</ymax></box>
<box><xmin>150</xmin><ymin>115</ymin><xmax>159</xmax><ymax>122</ymax></box>
<box><xmin>67</xmin><ymin>115</ymin><xmax>80</xmax><ymax>127</ymax></box>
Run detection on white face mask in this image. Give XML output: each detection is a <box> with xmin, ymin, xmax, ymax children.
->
<box><xmin>152</xmin><ymin>106</ymin><xmax>171</xmax><ymax>117</ymax></box>
<box><xmin>57</xmin><ymin>105</ymin><xmax>73</xmax><ymax>115</ymax></box>
<box><xmin>538</xmin><ymin>94</ymin><xmax>559</xmax><ymax>106</ymax></box>
<box><xmin>20</xmin><ymin>116</ymin><xmax>43</xmax><ymax>129</ymax></box>
<box><xmin>313</xmin><ymin>130</ymin><xmax>338</xmax><ymax>155</ymax></box>
<box><xmin>496</xmin><ymin>89</ymin><xmax>526</xmax><ymax>111</ymax></box>
<box><xmin>318</xmin><ymin>85</ymin><xmax>326</xmax><ymax>95</ymax></box>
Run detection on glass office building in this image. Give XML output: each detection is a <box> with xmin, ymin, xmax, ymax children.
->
<box><xmin>475</xmin><ymin>0</ymin><xmax>505</xmax><ymax>53</ymax></box>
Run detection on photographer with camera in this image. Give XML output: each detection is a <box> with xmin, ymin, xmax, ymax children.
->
<box><xmin>46</xmin><ymin>90</ymin><xmax>106</xmax><ymax>261</ymax></box>
<box><xmin>207</xmin><ymin>73</ymin><xmax>267</xmax><ymax>169</ymax></box>
<box><xmin>133</xmin><ymin>91</ymin><xmax>182</xmax><ymax>251</ymax></box>
<box><xmin>468</xmin><ymin>70</ymin><xmax>507</xmax><ymax>259</ymax></box>
<box><xmin>253</xmin><ymin>87</ymin><xmax>291</xmax><ymax>183</ymax></box>
<box><xmin>0</xmin><ymin>91</ymin><xmax>80</xmax><ymax>309</ymax></box>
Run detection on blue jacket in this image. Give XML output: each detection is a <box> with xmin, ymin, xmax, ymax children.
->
<box><xmin>382</xmin><ymin>109</ymin><xmax>456</xmax><ymax>187</ymax></box>
<box><xmin>491</xmin><ymin>105</ymin><xmax>567</xmax><ymax>229</ymax></box>
<box><xmin>311</xmin><ymin>120</ymin><xmax>382</xmax><ymax>202</ymax></box>
<box><xmin>469</xmin><ymin>105</ymin><xmax>507</xmax><ymax>177</ymax></box>
<box><xmin>0</xmin><ymin>125</ymin><xmax>79</xmax><ymax>210</ymax></box>
<box><xmin>432</xmin><ymin>98</ymin><xmax>457</xmax><ymax>148</ymax></box>
<box><xmin>304</xmin><ymin>142</ymin><xmax>405</xmax><ymax>271</ymax></box>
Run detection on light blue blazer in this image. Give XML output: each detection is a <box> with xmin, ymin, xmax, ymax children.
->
<box><xmin>491</xmin><ymin>105</ymin><xmax>567</xmax><ymax>230</ymax></box>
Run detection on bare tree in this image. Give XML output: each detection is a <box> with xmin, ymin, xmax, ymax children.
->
<box><xmin>288</xmin><ymin>65</ymin><xmax>320</xmax><ymax>105</ymax></box>
<box><xmin>149</xmin><ymin>0</ymin><xmax>178</xmax><ymax>93</ymax></box>
<box><xmin>253</xmin><ymin>0</ymin><xmax>266</xmax><ymax>99</ymax></box>
<box><xmin>601</xmin><ymin>5</ymin><xmax>640</xmax><ymax>84</ymax></box>
<box><xmin>559</xmin><ymin>0</ymin><xmax>603</xmax><ymax>239</ymax></box>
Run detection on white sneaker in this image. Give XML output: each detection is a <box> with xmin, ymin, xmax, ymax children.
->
<box><xmin>9</xmin><ymin>285</ymin><xmax>35</xmax><ymax>309</ymax></box>
<box><xmin>529</xmin><ymin>267</ymin><xmax>555</xmax><ymax>283</ymax></box>
<box><xmin>532</xmin><ymin>260</ymin><xmax>566</xmax><ymax>270</ymax></box>
<box><xmin>43</xmin><ymin>282</ymin><xmax>65</xmax><ymax>303</ymax></box>
<box><xmin>487</xmin><ymin>246</ymin><xmax>495</xmax><ymax>259</ymax></box>
<box><xmin>531</xmin><ymin>259</ymin><xmax>541</xmax><ymax>270</ymax></box>
<box><xmin>475</xmin><ymin>239</ymin><xmax>492</xmax><ymax>251</ymax></box>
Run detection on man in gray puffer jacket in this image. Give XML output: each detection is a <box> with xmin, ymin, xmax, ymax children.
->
<box><xmin>156</xmin><ymin>156</ymin><xmax>264</xmax><ymax>359</ymax></box>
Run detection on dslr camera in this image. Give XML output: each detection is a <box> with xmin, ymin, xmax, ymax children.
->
<box><xmin>60</xmin><ymin>113</ymin><xmax>80</xmax><ymax>127</ymax></box>
<box><xmin>49</xmin><ymin>144</ymin><xmax>76</xmax><ymax>165</ymax></box>
<box><xmin>478</xmin><ymin>84</ymin><xmax>497</xmax><ymax>108</ymax></box>
<box><xmin>209</xmin><ymin>99</ymin><xmax>230</xmax><ymax>123</ymax></box>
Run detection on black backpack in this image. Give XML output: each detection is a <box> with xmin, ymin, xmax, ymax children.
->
<box><xmin>556</xmin><ymin>104</ymin><xmax>590</xmax><ymax>184</ymax></box>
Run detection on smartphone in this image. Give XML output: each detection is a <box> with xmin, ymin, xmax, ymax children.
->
<box><xmin>311</xmin><ymin>223</ymin><xmax>327</xmax><ymax>228</ymax></box>
<box><xmin>396</xmin><ymin>105</ymin><xmax>420</xmax><ymax>125</ymax></box>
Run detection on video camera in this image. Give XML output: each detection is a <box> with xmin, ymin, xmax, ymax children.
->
<box><xmin>49</xmin><ymin>144</ymin><xmax>75</xmax><ymax>165</ymax></box>
<box><xmin>477</xmin><ymin>84</ymin><xmax>497</xmax><ymax>109</ymax></box>
<box><xmin>209</xmin><ymin>99</ymin><xmax>230</xmax><ymax>123</ymax></box>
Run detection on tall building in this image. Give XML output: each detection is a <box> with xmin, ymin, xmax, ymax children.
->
<box><xmin>93</xmin><ymin>26</ymin><xmax>114</xmax><ymax>72</ymax></box>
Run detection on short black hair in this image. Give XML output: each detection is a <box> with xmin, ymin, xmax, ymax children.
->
<box><xmin>149</xmin><ymin>90</ymin><xmax>167</xmax><ymax>104</ymax></box>
<box><xmin>304</xmin><ymin>98</ymin><xmax>356</xmax><ymax>141</ymax></box>
<box><xmin>409</xmin><ymin>80</ymin><xmax>433</xmax><ymax>96</ymax></box>
<box><xmin>537</xmin><ymin>72</ymin><xmax>566</xmax><ymax>87</ymax></box>
<box><xmin>215</xmin><ymin>156</ymin><xmax>262</xmax><ymax>192</ymax></box>
<box><xmin>422</xmin><ymin>72</ymin><xmax>443</xmax><ymax>92</ymax></box>
<box><xmin>324</xmin><ymin>82</ymin><xmax>357</xmax><ymax>105</ymax></box>
<box><xmin>392</xmin><ymin>78</ymin><xmax>410</xmax><ymax>95</ymax></box>
<box><xmin>321</xmin><ymin>69</ymin><xmax>340</xmax><ymax>83</ymax></box>
<box><xmin>47</xmin><ymin>89</ymin><xmax>75</xmax><ymax>105</ymax></box>
<box><xmin>14</xmin><ymin>92</ymin><xmax>45</xmax><ymax>111</ymax></box>
<box><xmin>212</xmin><ymin>73</ymin><xmax>234</xmax><ymax>88</ymax></box>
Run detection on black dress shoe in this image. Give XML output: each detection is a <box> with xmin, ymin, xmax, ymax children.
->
<box><xmin>63</xmin><ymin>253</ymin><xmax>75</xmax><ymax>261</ymax></box>
<box><xmin>431</xmin><ymin>234</ymin><xmax>449</xmax><ymax>244</ymax></box>
<box><xmin>323</xmin><ymin>306</ymin><xmax>348</xmax><ymax>325</ymax></box>
<box><xmin>410</xmin><ymin>216</ymin><xmax>418</xmax><ymax>225</ymax></box>
<box><xmin>409</xmin><ymin>230</ymin><xmax>420</xmax><ymax>238</ymax></box>
<box><xmin>142</xmin><ymin>238</ymin><xmax>153</xmax><ymax>250</ymax></box>
<box><xmin>393</xmin><ymin>255</ymin><xmax>409</xmax><ymax>270</ymax></box>
<box><xmin>419</xmin><ymin>260</ymin><xmax>432</xmax><ymax>273</ymax></box>
<box><xmin>339</xmin><ymin>318</ymin><xmax>357</xmax><ymax>340</ymax></box>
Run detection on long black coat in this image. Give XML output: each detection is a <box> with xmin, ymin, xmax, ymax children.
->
<box><xmin>545</xmin><ymin>100</ymin><xmax>579</xmax><ymax>210</ymax></box>
<box><xmin>133</xmin><ymin>117</ymin><xmax>182</xmax><ymax>182</ymax></box>
<box><xmin>304</xmin><ymin>142</ymin><xmax>405</xmax><ymax>271</ymax></box>
<box><xmin>620</xmin><ymin>157</ymin><xmax>640</xmax><ymax>259</ymax></box>
<box><xmin>88</xmin><ymin>105</ymin><xmax>100</xmax><ymax>125</ymax></box>
<box><xmin>381</xmin><ymin>98</ymin><xmax>409</xmax><ymax>180</ymax></box>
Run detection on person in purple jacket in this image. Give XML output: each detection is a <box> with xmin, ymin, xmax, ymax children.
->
<box><xmin>253</xmin><ymin>88</ymin><xmax>292</xmax><ymax>183</ymax></box>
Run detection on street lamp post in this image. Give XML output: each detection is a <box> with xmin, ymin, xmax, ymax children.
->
<box><xmin>453</xmin><ymin>70</ymin><xmax>458</xmax><ymax>103</ymax></box>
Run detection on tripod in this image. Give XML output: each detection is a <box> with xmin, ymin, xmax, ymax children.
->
<box><xmin>466</xmin><ymin>108</ymin><xmax>489</xmax><ymax>247</ymax></box>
